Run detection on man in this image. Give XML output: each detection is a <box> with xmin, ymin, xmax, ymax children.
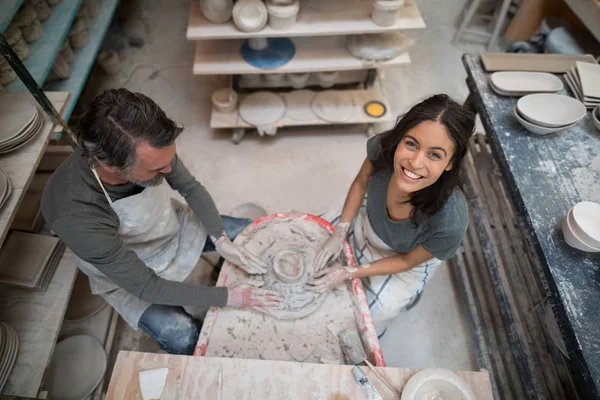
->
<box><xmin>42</xmin><ymin>89</ymin><xmax>281</xmax><ymax>354</ymax></box>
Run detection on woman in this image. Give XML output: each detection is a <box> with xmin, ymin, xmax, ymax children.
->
<box><xmin>307</xmin><ymin>94</ymin><xmax>475</xmax><ymax>335</ymax></box>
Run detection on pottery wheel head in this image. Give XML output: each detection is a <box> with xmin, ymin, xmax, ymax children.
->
<box><xmin>273</xmin><ymin>249</ymin><xmax>304</xmax><ymax>283</ymax></box>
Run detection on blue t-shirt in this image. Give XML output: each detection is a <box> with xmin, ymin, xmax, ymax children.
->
<box><xmin>365</xmin><ymin>135</ymin><xmax>469</xmax><ymax>260</ymax></box>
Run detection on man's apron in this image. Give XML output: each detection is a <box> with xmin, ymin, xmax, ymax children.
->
<box><xmin>74</xmin><ymin>169</ymin><xmax>207</xmax><ymax>330</ymax></box>
<box><xmin>322</xmin><ymin>205</ymin><xmax>442</xmax><ymax>334</ymax></box>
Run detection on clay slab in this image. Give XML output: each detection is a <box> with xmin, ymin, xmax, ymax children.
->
<box><xmin>576</xmin><ymin>61</ymin><xmax>600</xmax><ymax>99</ymax></box>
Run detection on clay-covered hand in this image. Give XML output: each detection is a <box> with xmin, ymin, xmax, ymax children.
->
<box><xmin>214</xmin><ymin>235</ymin><xmax>268</xmax><ymax>275</ymax></box>
<box><xmin>306</xmin><ymin>266</ymin><xmax>355</xmax><ymax>293</ymax></box>
<box><xmin>226</xmin><ymin>279</ymin><xmax>284</xmax><ymax>311</ymax></box>
<box><xmin>313</xmin><ymin>222</ymin><xmax>350</xmax><ymax>272</ymax></box>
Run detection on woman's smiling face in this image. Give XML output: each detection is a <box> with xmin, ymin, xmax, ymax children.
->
<box><xmin>392</xmin><ymin>120</ymin><xmax>456</xmax><ymax>194</ymax></box>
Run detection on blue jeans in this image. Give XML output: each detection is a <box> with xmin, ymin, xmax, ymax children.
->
<box><xmin>138</xmin><ymin>215</ymin><xmax>252</xmax><ymax>354</ymax></box>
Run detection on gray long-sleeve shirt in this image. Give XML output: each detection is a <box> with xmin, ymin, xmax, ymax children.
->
<box><xmin>41</xmin><ymin>148</ymin><xmax>228</xmax><ymax>308</ymax></box>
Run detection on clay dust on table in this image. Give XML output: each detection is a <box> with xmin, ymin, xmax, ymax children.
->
<box><xmin>204</xmin><ymin>215</ymin><xmax>361</xmax><ymax>364</ymax></box>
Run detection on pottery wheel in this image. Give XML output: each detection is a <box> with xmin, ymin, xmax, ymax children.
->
<box><xmin>234</xmin><ymin>215</ymin><xmax>330</xmax><ymax>319</ymax></box>
<box><xmin>284</xmin><ymin>90</ymin><xmax>317</xmax><ymax>121</ymax></box>
<box><xmin>311</xmin><ymin>90</ymin><xmax>357</xmax><ymax>123</ymax></box>
<box><xmin>238</xmin><ymin>91</ymin><xmax>286</xmax><ymax>127</ymax></box>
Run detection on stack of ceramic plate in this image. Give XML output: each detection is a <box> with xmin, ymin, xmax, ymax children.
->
<box><xmin>562</xmin><ymin>201</ymin><xmax>600</xmax><ymax>253</ymax></box>
<box><xmin>0</xmin><ymin>169</ymin><xmax>12</xmax><ymax>211</ymax></box>
<box><xmin>0</xmin><ymin>93</ymin><xmax>43</xmax><ymax>155</ymax></box>
<box><xmin>514</xmin><ymin>93</ymin><xmax>586</xmax><ymax>135</ymax></box>
<box><xmin>0</xmin><ymin>232</ymin><xmax>66</xmax><ymax>291</ymax></box>
<box><xmin>563</xmin><ymin>61</ymin><xmax>600</xmax><ymax>109</ymax></box>
<box><xmin>0</xmin><ymin>322</ymin><xmax>19</xmax><ymax>392</ymax></box>
<box><xmin>490</xmin><ymin>71</ymin><xmax>563</xmax><ymax>96</ymax></box>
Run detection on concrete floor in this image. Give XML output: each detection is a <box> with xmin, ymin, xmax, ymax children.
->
<box><xmin>79</xmin><ymin>0</ymin><xmax>487</xmax><ymax>373</ymax></box>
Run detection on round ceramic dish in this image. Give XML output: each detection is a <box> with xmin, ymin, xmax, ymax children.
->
<box><xmin>238</xmin><ymin>91</ymin><xmax>286</xmax><ymax>126</ymax></box>
<box><xmin>571</xmin><ymin>202</ymin><xmax>600</xmax><ymax>248</ymax></box>
<box><xmin>491</xmin><ymin>71</ymin><xmax>563</xmax><ymax>94</ymax></box>
<box><xmin>233</xmin><ymin>0</ymin><xmax>268</xmax><ymax>32</ymax></box>
<box><xmin>200</xmin><ymin>0</ymin><xmax>233</xmax><ymax>23</ymax></box>
<box><xmin>0</xmin><ymin>96</ymin><xmax>37</xmax><ymax>143</ymax></box>
<box><xmin>562</xmin><ymin>210</ymin><xmax>600</xmax><ymax>252</ymax></box>
<box><xmin>513</xmin><ymin>107</ymin><xmax>575</xmax><ymax>135</ymax></box>
<box><xmin>284</xmin><ymin>90</ymin><xmax>316</xmax><ymax>121</ymax></box>
<box><xmin>517</xmin><ymin>94</ymin><xmax>586</xmax><ymax>128</ymax></box>
<box><xmin>593</xmin><ymin>106</ymin><xmax>600</xmax><ymax>131</ymax></box>
<box><xmin>401</xmin><ymin>368</ymin><xmax>477</xmax><ymax>400</ymax></box>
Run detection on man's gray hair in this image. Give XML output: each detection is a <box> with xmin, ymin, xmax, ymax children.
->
<box><xmin>77</xmin><ymin>88</ymin><xmax>183</xmax><ymax>170</ymax></box>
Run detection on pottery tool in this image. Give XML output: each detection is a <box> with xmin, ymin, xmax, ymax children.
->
<box><xmin>353</xmin><ymin>366</ymin><xmax>384</xmax><ymax>400</ymax></box>
<box><xmin>364</xmin><ymin>358</ymin><xmax>401</xmax><ymax>399</ymax></box>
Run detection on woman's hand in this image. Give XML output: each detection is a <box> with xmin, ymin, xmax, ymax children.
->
<box><xmin>214</xmin><ymin>235</ymin><xmax>268</xmax><ymax>274</ymax></box>
<box><xmin>306</xmin><ymin>266</ymin><xmax>356</xmax><ymax>293</ymax></box>
<box><xmin>313</xmin><ymin>222</ymin><xmax>350</xmax><ymax>272</ymax></box>
<box><xmin>226</xmin><ymin>279</ymin><xmax>283</xmax><ymax>311</ymax></box>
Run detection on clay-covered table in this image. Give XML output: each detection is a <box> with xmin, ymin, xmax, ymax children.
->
<box><xmin>463</xmin><ymin>54</ymin><xmax>600</xmax><ymax>397</ymax></box>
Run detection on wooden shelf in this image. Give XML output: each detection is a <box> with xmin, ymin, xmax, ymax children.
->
<box><xmin>5</xmin><ymin>0</ymin><xmax>84</xmax><ymax>92</ymax></box>
<box><xmin>210</xmin><ymin>83</ymin><xmax>394</xmax><ymax>129</ymax></box>
<box><xmin>45</xmin><ymin>0</ymin><xmax>120</xmax><ymax>122</ymax></box>
<box><xmin>0</xmin><ymin>0</ymin><xmax>25</xmax><ymax>33</ymax></box>
<box><xmin>187</xmin><ymin>0</ymin><xmax>425</xmax><ymax>40</ymax></box>
<box><xmin>194</xmin><ymin>36</ymin><xmax>411</xmax><ymax>75</ymax></box>
<box><xmin>238</xmin><ymin>70</ymin><xmax>367</xmax><ymax>89</ymax></box>
<box><xmin>0</xmin><ymin>91</ymin><xmax>69</xmax><ymax>251</ymax></box>
<box><xmin>0</xmin><ymin>249</ymin><xmax>78</xmax><ymax>398</ymax></box>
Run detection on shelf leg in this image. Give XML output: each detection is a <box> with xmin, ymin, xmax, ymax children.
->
<box><xmin>232</xmin><ymin>128</ymin><xmax>246</xmax><ymax>144</ymax></box>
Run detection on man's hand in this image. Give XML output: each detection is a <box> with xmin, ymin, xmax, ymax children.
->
<box><xmin>306</xmin><ymin>266</ymin><xmax>356</xmax><ymax>293</ymax></box>
<box><xmin>226</xmin><ymin>279</ymin><xmax>283</xmax><ymax>311</ymax></box>
<box><xmin>214</xmin><ymin>235</ymin><xmax>268</xmax><ymax>274</ymax></box>
<box><xmin>313</xmin><ymin>222</ymin><xmax>350</xmax><ymax>272</ymax></box>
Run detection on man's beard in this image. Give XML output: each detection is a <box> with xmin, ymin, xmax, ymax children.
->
<box><xmin>128</xmin><ymin>173</ymin><xmax>165</xmax><ymax>187</ymax></box>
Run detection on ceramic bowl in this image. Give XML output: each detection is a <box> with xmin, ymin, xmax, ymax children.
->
<box><xmin>273</xmin><ymin>249</ymin><xmax>305</xmax><ymax>283</ymax></box>
<box><xmin>233</xmin><ymin>0</ymin><xmax>268</xmax><ymax>32</ymax></box>
<box><xmin>593</xmin><ymin>106</ymin><xmax>600</xmax><ymax>131</ymax></box>
<box><xmin>570</xmin><ymin>202</ymin><xmax>600</xmax><ymax>248</ymax></box>
<box><xmin>562</xmin><ymin>210</ymin><xmax>600</xmax><ymax>252</ymax></box>
<box><xmin>211</xmin><ymin>88</ymin><xmax>238</xmax><ymax>113</ymax></box>
<box><xmin>513</xmin><ymin>107</ymin><xmax>574</xmax><ymax>135</ymax></box>
<box><xmin>517</xmin><ymin>93</ymin><xmax>586</xmax><ymax>128</ymax></box>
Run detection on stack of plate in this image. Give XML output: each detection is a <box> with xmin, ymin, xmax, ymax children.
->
<box><xmin>564</xmin><ymin>62</ymin><xmax>600</xmax><ymax>109</ymax></box>
<box><xmin>514</xmin><ymin>93</ymin><xmax>586</xmax><ymax>135</ymax></box>
<box><xmin>0</xmin><ymin>232</ymin><xmax>66</xmax><ymax>291</ymax></box>
<box><xmin>0</xmin><ymin>322</ymin><xmax>19</xmax><ymax>392</ymax></box>
<box><xmin>0</xmin><ymin>169</ymin><xmax>12</xmax><ymax>211</ymax></box>
<box><xmin>490</xmin><ymin>71</ymin><xmax>563</xmax><ymax>96</ymax></box>
<box><xmin>0</xmin><ymin>94</ymin><xmax>43</xmax><ymax>155</ymax></box>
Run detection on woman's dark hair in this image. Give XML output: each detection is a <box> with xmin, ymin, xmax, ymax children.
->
<box><xmin>372</xmin><ymin>94</ymin><xmax>475</xmax><ymax>224</ymax></box>
<box><xmin>77</xmin><ymin>88</ymin><xmax>183</xmax><ymax>170</ymax></box>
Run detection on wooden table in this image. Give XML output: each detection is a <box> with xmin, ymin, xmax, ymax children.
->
<box><xmin>462</xmin><ymin>54</ymin><xmax>600</xmax><ymax>398</ymax></box>
<box><xmin>107</xmin><ymin>351</ymin><xmax>494</xmax><ymax>399</ymax></box>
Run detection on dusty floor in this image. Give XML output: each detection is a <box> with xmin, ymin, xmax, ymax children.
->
<box><xmin>73</xmin><ymin>0</ymin><xmax>493</xmax><ymax>379</ymax></box>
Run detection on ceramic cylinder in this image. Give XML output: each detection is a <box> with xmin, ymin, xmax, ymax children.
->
<box><xmin>248</xmin><ymin>37</ymin><xmax>268</xmax><ymax>50</ymax></box>
<box><xmin>371</xmin><ymin>0</ymin><xmax>404</xmax><ymax>27</ymax></box>
<box><xmin>212</xmin><ymin>88</ymin><xmax>238</xmax><ymax>113</ymax></box>
<box><xmin>316</xmin><ymin>71</ymin><xmax>338</xmax><ymax>88</ymax></box>
<box><xmin>200</xmin><ymin>0</ymin><xmax>233</xmax><ymax>23</ymax></box>
<box><xmin>240</xmin><ymin>74</ymin><xmax>261</xmax><ymax>86</ymax></box>
<box><xmin>233</xmin><ymin>0</ymin><xmax>268</xmax><ymax>32</ymax></box>
<box><xmin>266</xmin><ymin>0</ymin><xmax>299</xmax><ymax>30</ymax></box>
<box><xmin>22</xmin><ymin>20</ymin><xmax>44</xmax><ymax>42</ymax></box>
<box><xmin>264</xmin><ymin>73</ymin><xmax>286</xmax><ymax>84</ymax></box>
<box><xmin>96</xmin><ymin>51</ymin><xmax>121</xmax><ymax>74</ymax></box>
<box><xmin>287</xmin><ymin>72</ymin><xmax>309</xmax><ymax>89</ymax></box>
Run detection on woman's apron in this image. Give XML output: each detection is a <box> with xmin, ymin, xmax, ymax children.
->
<box><xmin>322</xmin><ymin>205</ymin><xmax>442</xmax><ymax>334</ymax></box>
<box><xmin>74</xmin><ymin>169</ymin><xmax>208</xmax><ymax>330</ymax></box>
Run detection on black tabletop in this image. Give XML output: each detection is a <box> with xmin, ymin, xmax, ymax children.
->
<box><xmin>463</xmin><ymin>54</ymin><xmax>600</xmax><ymax>397</ymax></box>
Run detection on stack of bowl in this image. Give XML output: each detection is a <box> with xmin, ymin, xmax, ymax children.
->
<box><xmin>561</xmin><ymin>202</ymin><xmax>600</xmax><ymax>253</ymax></box>
<box><xmin>514</xmin><ymin>93</ymin><xmax>586</xmax><ymax>135</ymax></box>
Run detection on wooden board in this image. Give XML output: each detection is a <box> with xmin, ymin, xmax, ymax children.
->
<box><xmin>107</xmin><ymin>351</ymin><xmax>494</xmax><ymax>400</ymax></box>
<box><xmin>193</xmin><ymin>36</ymin><xmax>411</xmax><ymax>75</ymax></box>
<box><xmin>211</xmin><ymin>83</ymin><xmax>394</xmax><ymax>129</ymax></box>
<box><xmin>480</xmin><ymin>52</ymin><xmax>597</xmax><ymax>73</ymax></box>
<box><xmin>0</xmin><ymin>249</ymin><xmax>78</xmax><ymax>397</ymax></box>
<box><xmin>187</xmin><ymin>0</ymin><xmax>425</xmax><ymax>40</ymax></box>
<box><xmin>0</xmin><ymin>91</ymin><xmax>69</xmax><ymax>251</ymax></box>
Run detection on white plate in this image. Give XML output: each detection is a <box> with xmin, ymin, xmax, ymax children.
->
<box><xmin>283</xmin><ymin>90</ymin><xmax>317</xmax><ymax>121</ymax></box>
<box><xmin>491</xmin><ymin>71</ymin><xmax>563</xmax><ymax>94</ymax></box>
<box><xmin>517</xmin><ymin>93</ymin><xmax>586</xmax><ymax>128</ymax></box>
<box><xmin>46</xmin><ymin>335</ymin><xmax>107</xmax><ymax>400</ymax></box>
<box><xmin>513</xmin><ymin>107</ymin><xmax>575</xmax><ymax>135</ymax></box>
<box><xmin>311</xmin><ymin>90</ymin><xmax>357</xmax><ymax>123</ymax></box>
<box><xmin>401</xmin><ymin>368</ymin><xmax>477</xmax><ymax>400</ymax></box>
<box><xmin>238</xmin><ymin>91</ymin><xmax>286</xmax><ymax>127</ymax></box>
<box><xmin>576</xmin><ymin>61</ymin><xmax>600</xmax><ymax>98</ymax></box>
<box><xmin>0</xmin><ymin>94</ymin><xmax>37</xmax><ymax>143</ymax></box>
